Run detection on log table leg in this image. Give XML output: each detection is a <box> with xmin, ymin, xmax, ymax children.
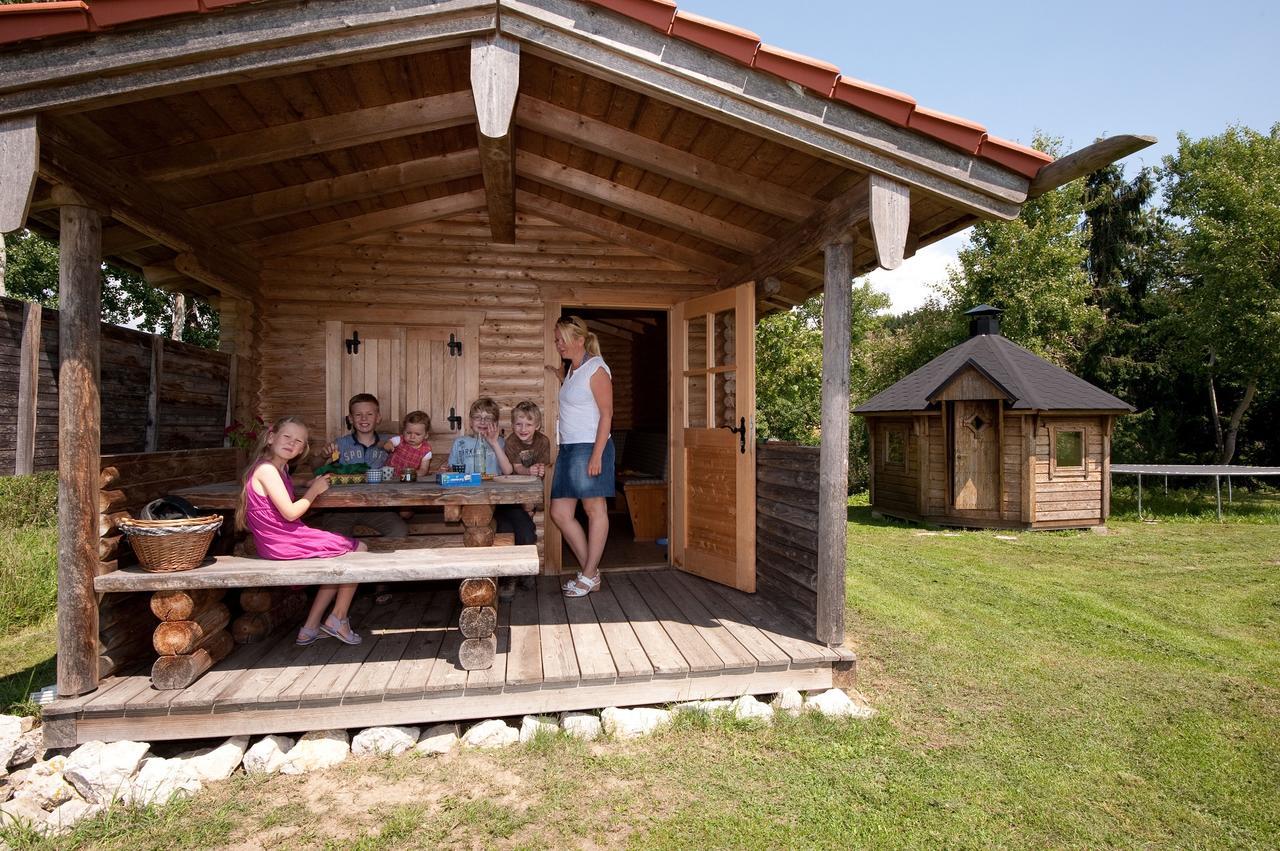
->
<box><xmin>458</xmin><ymin>504</ymin><xmax>499</xmax><ymax>670</ymax></box>
<box><xmin>148</xmin><ymin>590</ymin><xmax>233</xmax><ymax>690</ymax></box>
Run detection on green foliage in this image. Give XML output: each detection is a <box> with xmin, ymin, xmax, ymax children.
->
<box><xmin>0</xmin><ymin>473</ymin><xmax>57</xmax><ymax>529</ymax></box>
<box><xmin>3</xmin><ymin>228</ymin><xmax>221</xmax><ymax>348</ymax></box>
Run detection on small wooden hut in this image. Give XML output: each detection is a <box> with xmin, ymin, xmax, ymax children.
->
<box><xmin>856</xmin><ymin>306</ymin><xmax>1133</xmax><ymax>530</ymax></box>
<box><xmin>0</xmin><ymin>0</ymin><xmax>1152</xmax><ymax>745</ymax></box>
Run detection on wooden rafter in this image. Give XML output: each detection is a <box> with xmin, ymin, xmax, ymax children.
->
<box><xmin>517</xmin><ymin>152</ymin><xmax>770</xmax><ymax>253</ymax></box>
<box><xmin>246</xmin><ymin>189</ymin><xmax>489</xmax><ymax>258</ymax></box>
<box><xmin>471</xmin><ymin>34</ymin><xmax>520</xmax><ymax>242</ymax></box>
<box><xmin>515</xmin><ymin>188</ymin><xmax>733</xmax><ymax>276</ymax></box>
<box><xmin>0</xmin><ymin>116</ymin><xmax>38</xmax><ymax>233</ymax></box>
<box><xmin>1028</xmin><ymin>134</ymin><xmax>1157</xmax><ymax>198</ymax></box>
<box><xmin>114</xmin><ymin>91</ymin><xmax>476</xmax><ymax>182</ymax></box>
<box><xmin>717</xmin><ymin>178</ymin><xmax>870</xmax><ymax>288</ymax></box>
<box><xmin>515</xmin><ymin>96</ymin><xmax>819</xmax><ymax>221</ymax></box>
<box><xmin>38</xmin><ymin>117</ymin><xmax>260</xmax><ymax>297</ymax></box>
<box><xmin>189</xmin><ymin>148</ymin><xmax>482</xmax><ymax>229</ymax></box>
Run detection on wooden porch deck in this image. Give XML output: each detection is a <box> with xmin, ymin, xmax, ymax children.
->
<box><xmin>44</xmin><ymin>571</ymin><xmax>850</xmax><ymax>747</ymax></box>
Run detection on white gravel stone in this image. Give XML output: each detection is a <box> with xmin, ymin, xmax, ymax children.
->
<box><xmin>64</xmin><ymin>740</ymin><xmax>150</xmax><ymax>805</ymax></box>
<box><xmin>414</xmin><ymin>724</ymin><xmax>460</xmax><ymax>755</ymax></box>
<box><xmin>559</xmin><ymin>712</ymin><xmax>601</xmax><ymax>741</ymax></box>
<box><xmin>31</xmin><ymin>756</ymin><xmax>66</xmax><ymax>777</ymax></box>
<box><xmin>281</xmin><ymin>730</ymin><xmax>350</xmax><ymax>775</ymax></box>
<box><xmin>518</xmin><ymin>715</ymin><xmax>559</xmax><ymax>744</ymax></box>
<box><xmin>47</xmin><ymin>798</ymin><xmax>102</xmax><ymax>833</ymax></box>
<box><xmin>772</xmin><ymin>689</ymin><xmax>804</xmax><ymax>717</ymax></box>
<box><xmin>0</xmin><ymin>794</ymin><xmax>48</xmax><ymax>830</ymax></box>
<box><xmin>0</xmin><ymin>717</ymin><xmax>21</xmax><ymax>777</ymax></box>
<box><xmin>242</xmin><ymin>735</ymin><xmax>294</xmax><ymax>776</ymax></box>
<box><xmin>461</xmin><ymin>719</ymin><xmax>518</xmax><ymax>750</ymax></box>
<box><xmin>804</xmin><ymin>688</ymin><xmax>876</xmax><ymax>719</ymax></box>
<box><xmin>730</xmin><ymin>694</ymin><xmax>774</xmax><ymax>723</ymax></box>
<box><xmin>124</xmin><ymin>757</ymin><xmax>202</xmax><ymax>807</ymax></box>
<box><xmin>178</xmin><ymin>736</ymin><xmax>248</xmax><ymax>782</ymax></box>
<box><xmin>602</xmin><ymin>707</ymin><xmax>671</xmax><ymax>740</ymax></box>
<box><xmin>12</xmin><ymin>771</ymin><xmax>75</xmax><ymax>811</ymax></box>
<box><xmin>352</xmin><ymin>726</ymin><xmax>420</xmax><ymax>757</ymax></box>
<box><xmin>7</xmin><ymin>729</ymin><xmax>41</xmax><ymax>770</ymax></box>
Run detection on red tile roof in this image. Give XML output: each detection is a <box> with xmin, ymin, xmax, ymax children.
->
<box><xmin>0</xmin><ymin>0</ymin><xmax>1054</xmax><ymax>178</ymax></box>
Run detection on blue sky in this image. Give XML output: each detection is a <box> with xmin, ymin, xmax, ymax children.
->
<box><xmin>679</xmin><ymin>0</ymin><xmax>1279</xmax><ymax>311</ymax></box>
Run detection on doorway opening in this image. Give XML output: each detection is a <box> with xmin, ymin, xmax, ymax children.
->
<box><xmin>557</xmin><ymin>308</ymin><xmax>670</xmax><ymax>572</ymax></box>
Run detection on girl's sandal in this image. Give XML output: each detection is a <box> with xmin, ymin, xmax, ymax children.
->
<box><xmin>296</xmin><ymin>625</ymin><xmax>324</xmax><ymax>646</ymax></box>
<box><xmin>562</xmin><ymin>572</ymin><xmax>601</xmax><ymax>597</ymax></box>
<box><xmin>320</xmin><ymin>615</ymin><xmax>363</xmax><ymax>645</ymax></box>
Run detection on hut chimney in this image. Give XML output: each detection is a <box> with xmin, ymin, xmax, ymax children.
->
<box><xmin>965</xmin><ymin>304</ymin><xmax>1002</xmax><ymax>337</ymax></box>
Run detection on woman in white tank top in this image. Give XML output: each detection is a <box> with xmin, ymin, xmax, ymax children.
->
<box><xmin>547</xmin><ymin>316</ymin><xmax>614</xmax><ymax>597</ymax></box>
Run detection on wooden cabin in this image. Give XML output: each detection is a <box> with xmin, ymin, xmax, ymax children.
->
<box><xmin>855</xmin><ymin>306</ymin><xmax>1134</xmax><ymax>530</ymax></box>
<box><xmin>0</xmin><ymin>0</ymin><xmax>1151</xmax><ymax>746</ymax></box>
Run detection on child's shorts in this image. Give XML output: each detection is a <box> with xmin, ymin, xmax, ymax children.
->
<box><xmin>550</xmin><ymin>440</ymin><xmax>615</xmax><ymax>499</ymax></box>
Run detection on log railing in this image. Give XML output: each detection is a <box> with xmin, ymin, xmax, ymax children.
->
<box><xmin>755</xmin><ymin>442</ymin><xmax>820</xmax><ymax>636</ymax></box>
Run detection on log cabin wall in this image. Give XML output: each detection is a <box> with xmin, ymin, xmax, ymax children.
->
<box><xmin>868</xmin><ymin>417</ymin><xmax>919</xmax><ymax>520</ymax></box>
<box><xmin>755</xmin><ymin>442</ymin><xmax>819</xmax><ymax>635</ymax></box>
<box><xmin>96</xmin><ymin>447</ymin><xmax>238</xmax><ymax>677</ymax></box>
<box><xmin>1000</xmin><ymin>414</ymin><xmax>1024</xmax><ymax>521</ymax></box>
<box><xmin>1033</xmin><ymin>415</ymin><xmax>1106</xmax><ymax>527</ymax></box>
<box><xmin>0</xmin><ymin>296</ymin><xmax>233</xmax><ymax>474</ymax></box>
<box><xmin>595</xmin><ymin>330</ymin><xmax>633</xmax><ymax>430</ymax></box>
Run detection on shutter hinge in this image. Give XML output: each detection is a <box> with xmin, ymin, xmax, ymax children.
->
<box><xmin>448</xmin><ymin>334</ymin><xmax>462</xmax><ymax>357</ymax></box>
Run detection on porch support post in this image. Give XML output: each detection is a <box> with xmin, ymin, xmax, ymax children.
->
<box><xmin>14</xmin><ymin>301</ymin><xmax>42</xmax><ymax>475</ymax></box>
<box><xmin>471</xmin><ymin>34</ymin><xmax>519</xmax><ymax>243</ymax></box>
<box><xmin>54</xmin><ymin>186</ymin><xmax>103</xmax><ymax>697</ymax></box>
<box><xmin>816</xmin><ymin>237</ymin><xmax>852</xmax><ymax>646</ymax></box>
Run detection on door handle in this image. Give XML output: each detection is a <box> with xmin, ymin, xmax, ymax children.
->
<box><xmin>720</xmin><ymin>417</ymin><xmax>747</xmax><ymax>454</ymax></box>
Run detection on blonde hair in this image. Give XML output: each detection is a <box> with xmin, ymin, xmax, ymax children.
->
<box><xmin>235</xmin><ymin>415</ymin><xmax>309</xmax><ymax>532</ymax></box>
<box><xmin>512</xmin><ymin>399</ymin><xmax>543</xmax><ymax>429</ymax></box>
<box><xmin>555</xmin><ymin>315</ymin><xmax>601</xmax><ymax>359</ymax></box>
<box><xmin>468</xmin><ymin>397</ymin><xmax>500</xmax><ymax>426</ymax></box>
<box><xmin>402</xmin><ymin>410</ymin><xmax>431</xmax><ymax>431</ymax></box>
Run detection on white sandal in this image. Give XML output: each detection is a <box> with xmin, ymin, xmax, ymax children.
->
<box><xmin>562</xmin><ymin>572</ymin><xmax>601</xmax><ymax>597</ymax></box>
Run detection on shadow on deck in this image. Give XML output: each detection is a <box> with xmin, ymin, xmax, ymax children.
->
<box><xmin>44</xmin><ymin>570</ymin><xmax>850</xmax><ymax>746</ymax></box>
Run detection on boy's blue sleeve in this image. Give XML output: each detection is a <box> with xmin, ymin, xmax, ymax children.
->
<box><xmin>447</xmin><ymin>437</ymin><xmax>468</xmax><ymax>467</ymax></box>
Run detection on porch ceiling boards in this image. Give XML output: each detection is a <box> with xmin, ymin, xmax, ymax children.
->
<box><xmin>42</xmin><ymin>572</ymin><xmax>848</xmax><ymax>747</ymax></box>
<box><xmin>18</xmin><ymin>29</ymin><xmax>985</xmax><ymax>313</ymax></box>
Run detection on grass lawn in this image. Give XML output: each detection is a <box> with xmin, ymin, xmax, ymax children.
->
<box><xmin>2</xmin><ymin>490</ymin><xmax>1277</xmax><ymax>849</ymax></box>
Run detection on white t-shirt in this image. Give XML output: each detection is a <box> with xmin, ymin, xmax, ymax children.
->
<box><xmin>558</xmin><ymin>355</ymin><xmax>611</xmax><ymax>444</ymax></box>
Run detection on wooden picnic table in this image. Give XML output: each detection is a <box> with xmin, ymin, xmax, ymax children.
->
<box><xmin>174</xmin><ymin>478</ymin><xmax>544</xmax><ymax>546</ymax></box>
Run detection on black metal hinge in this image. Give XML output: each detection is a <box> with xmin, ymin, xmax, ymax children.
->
<box><xmin>447</xmin><ymin>407</ymin><xmax>462</xmax><ymax>431</ymax></box>
<box><xmin>344</xmin><ymin>330</ymin><xmax>361</xmax><ymax>355</ymax></box>
<box><xmin>448</xmin><ymin>334</ymin><xmax>462</xmax><ymax>357</ymax></box>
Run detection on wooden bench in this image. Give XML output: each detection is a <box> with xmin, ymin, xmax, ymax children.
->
<box><xmin>94</xmin><ymin>545</ymin><xmax>540</xmax><ymax>688</ymax></box>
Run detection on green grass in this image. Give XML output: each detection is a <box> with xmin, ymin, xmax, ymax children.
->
<box><xmin>0</xmin><ymin>474</ymin><xmax>58</xmax><ymax>715</ymax></box>
<box><xmin>1111</xmin><ymin>482</ymin><xmax>1280</xmax><ymax>523</ymax></box>
<box><xmin>2</xmin><ymin>505</ymin><xmax>1277</xmax><ymax>848</ymax></box>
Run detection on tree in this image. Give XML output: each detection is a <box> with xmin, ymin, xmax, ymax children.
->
<box><xmin>2</xmin><ymin>229</ymin><xmax>219</xmax><ymax>348</ymax></box>
<box><xmin>1161</xmin><ymin>125</ymin><xmax>1280</xmax><ymax>463</ymax></box>
<box><xmin>942</xmin><ymin>134</ymin><xmax>1102</xmax><ymax>370</ymax></box>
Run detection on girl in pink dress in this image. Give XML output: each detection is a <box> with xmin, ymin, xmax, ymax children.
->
<box><xmin>235</xmin><ymin>415</ymin><xmax>365</xmax><ymax>646</ymax></box>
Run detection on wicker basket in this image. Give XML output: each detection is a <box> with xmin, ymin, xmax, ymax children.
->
<box><xmin>118</xmin><ymin>515</ymin><xmax>223</xmax><ymax>573</ymax></box>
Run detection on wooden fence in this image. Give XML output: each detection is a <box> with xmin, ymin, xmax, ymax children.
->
<box><xmin>0</xmin><ymin>296</ymin><xmax>233</xmax><ymax>475</ymax></box>
<box><xmin>756</xmin><ymin>442</ymin><xmax>820</xmax><ymax>635</ymax></box>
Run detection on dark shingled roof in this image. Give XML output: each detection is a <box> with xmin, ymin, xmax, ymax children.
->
<box><xmin>854</xmin><ymin>332</ymin><xmax>1134</xmax><ymax>414</ymax></box>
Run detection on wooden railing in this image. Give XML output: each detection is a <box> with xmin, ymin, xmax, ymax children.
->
<box><xmin>755</xmin><ymin>442</ymin><xmax>820</xmax><ymax>635</ymax></box>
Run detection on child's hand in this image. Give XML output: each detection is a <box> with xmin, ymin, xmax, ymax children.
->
<box><xmin>322</xmin><ymin>442</ymin><xmax>338</xmax><ymax>460</ymax></box>
<box><xmin>532</xmin><ymin>463</ymin><xmax>546</xmax><ymax>478</ymax></box>
<box><xmin>306</xmin><ymin>474</ymin><xmax>331</xmax><ymax>498</ymax></box>
<box><xmin>381</xmin><ymin>438</ymin><xmax>396</xmax><ymax>452</ymax></box>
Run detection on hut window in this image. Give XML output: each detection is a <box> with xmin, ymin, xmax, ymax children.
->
<box><xmin>1055</xmin><ymin>430</ymin><xmax>1084</xmax><ymax>469</ymax></box>
<box><xmin>885</xmin><ymin>428</ymin><xmax>907</xmax><ymax>467</ymax></box>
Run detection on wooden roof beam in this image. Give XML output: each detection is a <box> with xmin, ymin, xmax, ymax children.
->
<box><xmin>585</xmin><ymin>319</ymin><xmax>635</xmax><ymax>341</ymax></box>
<box><xmin>471</xmin><ymin>34</ymin><xmax>520</xmax><ymax>243</ymax></box>
<box><xmin>0</xmin><ymin>116</ymin><xmax>37</xmax><ymax>233</ymax></box>
<box><xmin>515</xmin><ymin>96</ymin><xmax>820</xmax><ymax>221</ymax></box>
<box><xmin>869</xmin><ymin>175</ymin><xmax>910</xmax><ymax>271</ymax></box>
<box><xmin>189</xmin><ymin>148</ymin><xmax>482</xmax><ymax>229</ymax></box>
<box><xmin>115</xmin><ymin>90</ymin><xmax>476</xmax><ymax>183</ymax></box>
<box><xmin>517</xmin><ymin>152</ymin><xmax>770</xmax><ymax>253</ymax></box>
<box><xmin>1028</xmin><ymin>134</ymin><xmax>1157</xmax><ymax>198</ymax></box>
<box><xmin>515</xmin><ymin>188</ymin><xmax>732</xmax><ymax>277</ymax></box>
<box><xmin>717</xmin><ymin>178</ymin><xmax>869</xmax><ymax>288</ymax></box>
<box><xmin>246</xmin><ymin>189</ymin><xmax>489</xmax><ymax>258</ymax></box>
<box><xmin>38</xmin><ymin>117</ymin><xmax>260</xmax><ymax>298</ymax></box>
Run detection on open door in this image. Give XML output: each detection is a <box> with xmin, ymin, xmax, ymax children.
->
<box><xmin>670</xmin><ymin>282</ymin><xmax>756</xmax><ymax>592</ymax></box>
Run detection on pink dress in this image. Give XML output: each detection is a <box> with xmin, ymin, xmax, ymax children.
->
<box><xmin>244</xmin><ymin>463</ymin><xmax>358</xmax><ymax>560</ymax></box>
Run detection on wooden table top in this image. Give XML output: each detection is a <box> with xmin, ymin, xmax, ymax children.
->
<box><xmin>174</xmin><ymin>478</ymin><xmax>544</xmax><ymax>510</ymax></box>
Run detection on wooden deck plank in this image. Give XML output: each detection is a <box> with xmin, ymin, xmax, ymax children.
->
<box><xmin>669</xmin><ymin>571</ymin><xmax>792</xmax><ymax>670</ymax></box>
<box><xmin>587</xmin><ymin>585</ymin><xmax>654</xmax><ymax>681</ymax></box>
<box><xmin>384</xmin><ymin>590</ymin><xmax>455</xmax><ymax>698</ymax></box>
<box><xmin>504</xmin><ymin>580</ymin><xmax>543</xmax><ymax>687</ymax></box>
<box><xmin>424</xmin><ymin>603</ymin><xmax>468</xmax><ymax>693</ymax></box>
<box><xmin>562</xmin><ymin>594</ymin><xmax>618</xmax><ymax>684</ymax></box>
<box><xmin>215</xmin><ymin>623</ymin><xmax>315</xmax><ymax>707</ymax></box>
<box><xmin>606</xmin><ymin>573</ymin><xmax>703</xmax><ymax>674</ymax></box>
<box><xmin>535</xmin><ymin>575</ymin><xmax>580</xmax><ymax>684</ymax></box>
<box><xmin>81</xmin><ymin>673</ymin><xmax>153</xmax><ymax>714</ymax></box>
<box><xmin>171</xmin><ymin>625</ymin><xmax>290</xmax><ymax>709</ymax></box>
<box><xmin>126</xmin><ymin>676</ymin><xmax>186</xmax><ymax>715</ymax></box>
<box><xmin>465</xmin><ymin>599</ymin><xmax>511</xmax><ymax>692</ymax></box>
<box><xmin>343</xmin><ymin>598</ymin><xmax>434</xmax><ymax>701</ymax></box>
<box><xmin>295</xmin><ymin>599</ymin><xmax>396</xmax><ymax>705</ymax></box>
<box><xmin>629</xmin><ymin>572</ymin><xmax>748</xmax><ymax>672</ymax></box>
<box><xmin>702</xmin><ymin>579</ymin><xmax>840</xmax><ymax>664</ymax></box>
<box><xmin>251</xmin><ymin>597</ymin><xmax>376</xmax><ymax>705</ymax></box>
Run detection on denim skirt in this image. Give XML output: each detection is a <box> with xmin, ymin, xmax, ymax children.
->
<box><xmin>550</xmin><ymin>440</ymin><xmax>615</xmax><ymax>499</ymax></box>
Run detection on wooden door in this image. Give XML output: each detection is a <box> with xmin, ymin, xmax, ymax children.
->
<box><xmin>403</xmin><ymin>326</ymin><xmax>465</xmax><ymax>445</ymax></box>
<box><xmin>952</xmin><ymin>400</ymin><xmax>998</xmax><ymax>511</ymax></box>
<box><xmin>671</xmin><ymin>282</ymin><xmax>756</xmax><ymax>592</ymax></box>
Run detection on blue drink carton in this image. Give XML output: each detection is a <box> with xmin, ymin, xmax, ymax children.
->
<box><xmin>437</xmin><ymin>472</ymin><xmax>482</xmax><ymax>487</ymax></box>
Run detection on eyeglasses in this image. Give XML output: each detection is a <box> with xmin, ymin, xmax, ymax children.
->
<box><xmin>472</xmin><ymin>415</ymin><xmax>496</xmax><ymax>423</ymax></box>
